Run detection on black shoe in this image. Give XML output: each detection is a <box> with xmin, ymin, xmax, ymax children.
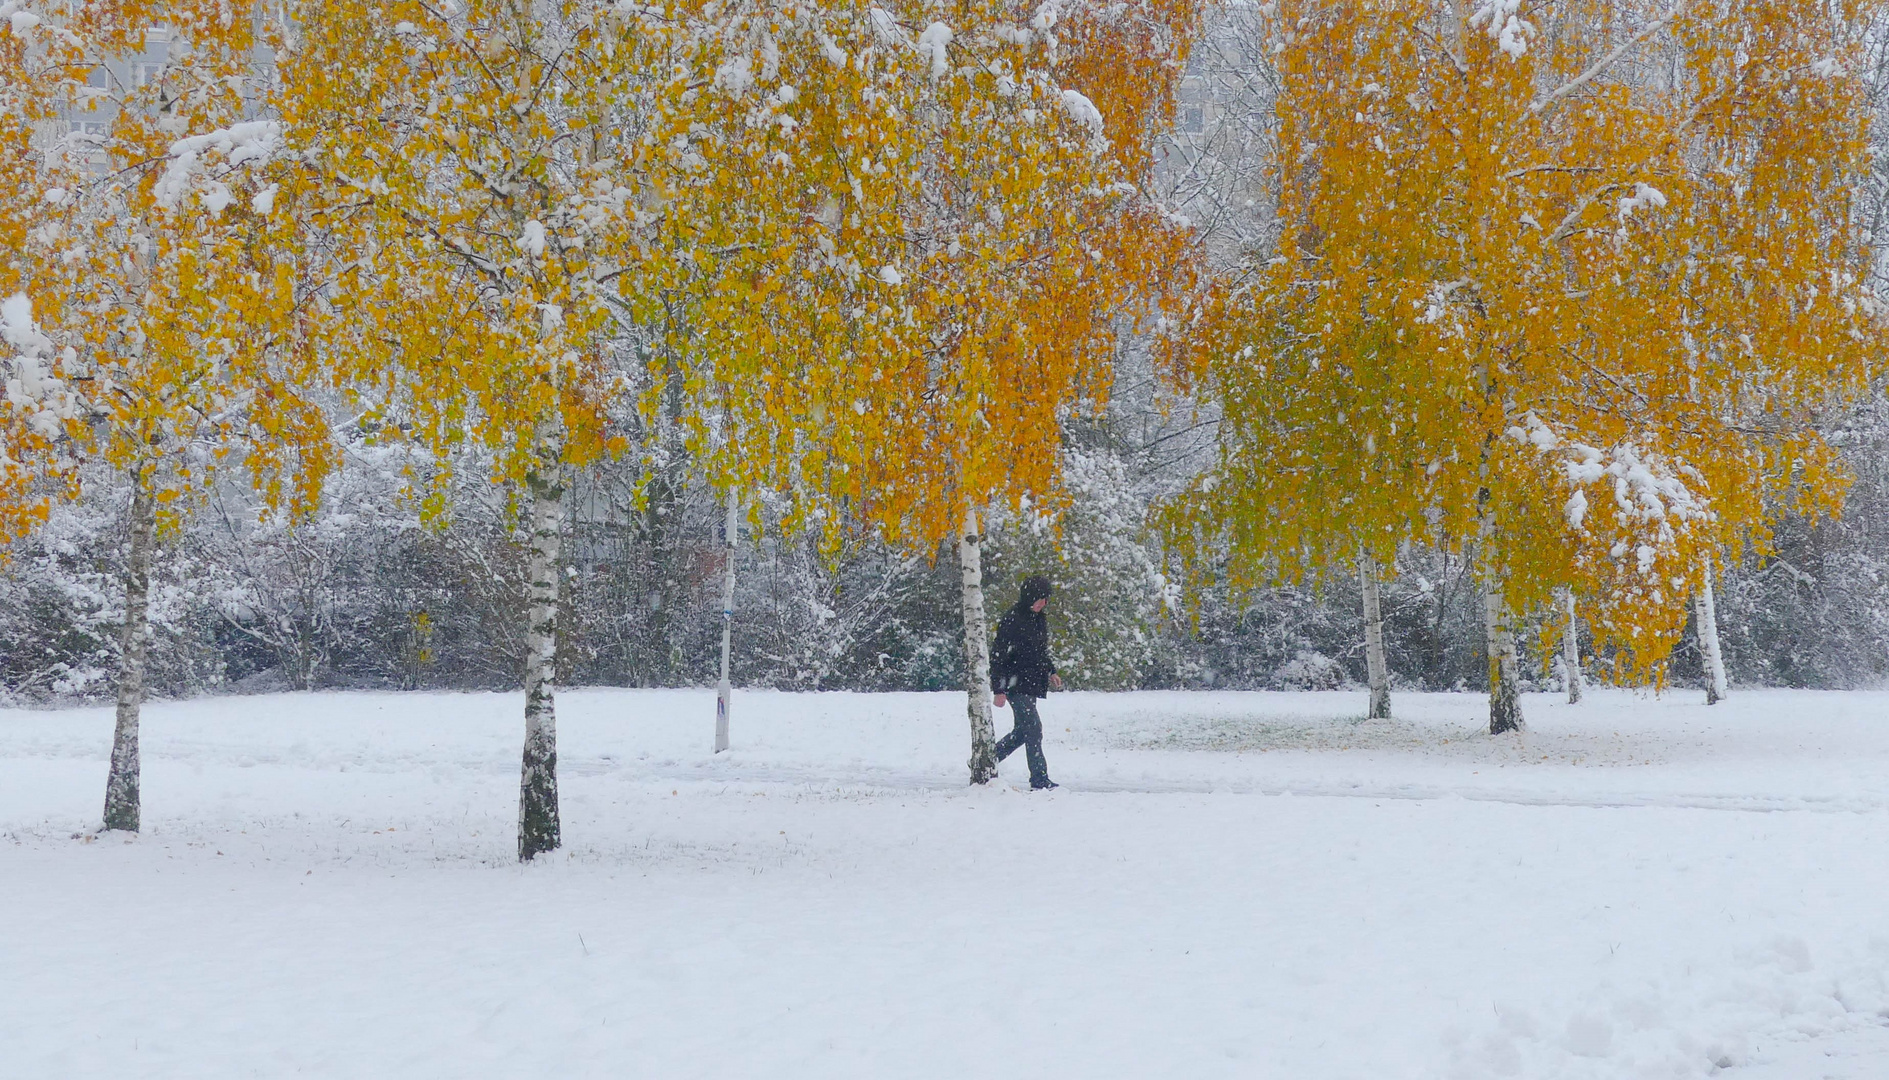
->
<box><xmin>1030</xmin><ymin>780</ymin><xmax>1059</xmax><ymax>791</ymax></box>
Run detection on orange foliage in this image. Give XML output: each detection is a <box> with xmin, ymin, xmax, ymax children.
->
<box><xmin>0</xmin><ymin>2</ymin><xmax>334</xmax><ymax>543</ymax></box>
<box><xmin>672</xmin><ymin>0</ymin><xmax>1204</xmax><ymax>554</ymax></box>
<box><xmin>1170</xmin><ymin>0</ymin><xmax>1886</xmax><ymax>682</ymax></box>
<box><xmin>276</xmin><ymin>1</ymin><xmax>694</xmax><ymax>501</ymax></box>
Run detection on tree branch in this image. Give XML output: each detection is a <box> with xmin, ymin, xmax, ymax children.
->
<box><xmin>1530</xmin><ymin>3</ymin><xmax>1689</xmax><ymax>116</ymax></box>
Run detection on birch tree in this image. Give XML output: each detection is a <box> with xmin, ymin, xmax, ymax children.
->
<box><xmin>281</xmin><ymin>0</ymin><xmax>701</xmax><ymax>860</ymax></box>
<box><xmin>1169</xmin><ymin>0</ymin><xmax>1885</xmax><ymax>733</ymax></box>
<box><xmin>677</xmin><ymin>0</ymin><xmax>1202</xmax><ymax>783</ymax></box>
<box><xmin>2</xmin><ymin>2</ymin><xmax>332</xmax><ymax>830</ymax></box>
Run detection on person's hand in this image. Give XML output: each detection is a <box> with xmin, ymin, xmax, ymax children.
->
<box><xmin>1049</xmin><ymin>674</ymin><xmax>1063</xmax><ymax>691</ymax></box>
<box><xmin>993</xmin><ymin>693</ymin><xmax>1008</xmax><ymax>709</ymax></box>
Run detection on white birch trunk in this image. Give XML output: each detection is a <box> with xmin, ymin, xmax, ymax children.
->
<box><xmin>1563</xmin><ymin>590</ymin><xmax>1584</xmax><ymax>704</ymax></box>
<box><xmin>517</xmin><ymin>429</ymin><xmax>564</xmax><ymax>861</ymax></box>
<box><xmin>714</xmin><ymin>488</ymin><xmax>738</xmax><ymax>754</ymax></box>
<box><xmin>103</xmin><ymin>472</ymin><xmax>155</xmax><ymax>833</ymax></box>
<box><xmin>1697</xmin><ymin>554</ymin><xmax>1729</xmax><ymax>706</ymax></box>
<box><xmin>1449</xmin><ymin>0</ymin><xmax>1468</xmax><ymax>68</ymax></box>
<box><xmin>958</xmin><ymin>505</ymin><xmax>997</xmax><ymax>784</ymax></box>
<box><xmin>1483</xmin><ymin>576</ymin><xmax>1524</xmax><ymax>734</ymax></box>
<box><xmin>1359</xmin><ymin>552</ymin><xmax>1391</xmax><ymax>720</ymax></box>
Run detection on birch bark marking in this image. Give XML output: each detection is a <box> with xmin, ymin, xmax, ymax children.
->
<box><xmin>1448</xmin><ymin>0</ymin><xmax>1470</xmax><ymax>74</ymax></box>
<box><xmin>1563</xmin><ymin>590</ymin><xmax>1585</xmax><ymax>704</ymax></box>
<box><xmin>714</xmin><ymin>488</ymin><xmax>738</xmax><ymax>754</ymax></box>
<box><xmin>1697</xmin><ymin>554</ymin><xmax>1729</xmax><ymax>705</ymax></box>
<box><xmin>517</xmin><ymin>428</ymin><xmax>565</xmax><ymax>862</ymax></box>
<box><xmin>103</xmin><ymin>471</ymin><xmax>155</xmax><ymax>833</ymax></box>
<box><xmin>1477</xmin><ymin>496</ymin><xmax>1523</xmax><ymax>734</ymax></box>
<box><xmin>1483</xmin><ymin>576</ymin><xmax>1524</xmax><ymax>734</ymax></box>
<box><xmin>1359</xmin><ymin>552</ymin><xmax>1391</xmax><ymax>720</ymax></box>
<box><xmin>959</xmin><ymin>505</ymin><xmax>998</xmax><ymax>784</ymax></box>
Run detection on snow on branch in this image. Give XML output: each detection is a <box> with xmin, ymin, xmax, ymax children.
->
<box><xmin>153</xmin><ymin>121</ymin><xmax>283</xmax><ymax>213</ymax></box>
<box><xmin>916</xmin><ymin>22</ymin><xmax>953</xmax><ymax>78</ymax></box>
<box><xmin>1809</xmin><ymin>57</ymin><xmax>1847</xmax><ymax>79</ymax></box>
<box><xmin>1616</xmin><ymin>183</ymin><xmax>1667</xmax><ymax>221</ymax></box>
<box><xmin>1470</xmin><ymin>0</ymin><xmax>1533</xmax><ymax>59</ymax></box>
<box><xmin>0</xmin><ymin>1</ymin><xmax>41</xmax><ymax>36</ymax></box>
<box><xmin>1529</xmin><ymin>3</ymin><xmax>1690</xmax><ymax>115</ymax></box>
<box><xmin>1060</xmin><ymin>89</ymin><xmax>1105</xmax><ymax>138</ymax></box>
<box><xmin>867</xmin><ymin>8</ymin><xmax>907</xmax><ymax>47</ymax></box>
<box><xmin>2</xmin><ymin>294</ymin><xmax>80</xmax><ymax>437</ymax></box>
<box><xmin>1</xmin><ymin>295</ymin><xmax>52</xmax><ymax>360</ymax></box>
<box><xmin>862</xmin><ymin>10</ymin><xmax>956</xmax><ymax>80</ymax></box>
<box><xmin>1508</xmin><ymin>412</ymin><xmax>1708</xmax><ymax>576</ymax></box>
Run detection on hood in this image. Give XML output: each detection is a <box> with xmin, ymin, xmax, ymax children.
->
<box><xmin>1018</xmin><ymin>574</ymin><xmax>1053</xmax><ymax>607</ymax></box>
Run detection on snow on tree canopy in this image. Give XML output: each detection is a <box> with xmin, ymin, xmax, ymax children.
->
<box><xmin>519</xmin><ymin>220</ymin><xmax>548</xmax><ymax>258</ymax></box>
<box><xmin>1616</xmin><ymin>183</ymin><xmax>1668</xmax><ymax>221</ymax></box>
<box><xmin>2</xmin><ymin>295</ymin><xmax>78</xmax><ymax>437</ymax></box>
<box><xmin>1</xmin><ymin>294</ymin><xmax>52</xmax><ymax>360</ymax></box>
<box><xmin>1508</xmin><ymin>413</ymin><xmax>1708</xmax><ymax>577</ymax></box>
<box><xmin>1471</xmin><ymin>0</ymin><xmax>1533</xmax><ymax>58</ymax></box>
<box><xmin>916</xmin><ymin>22</ymin><xmax>953</xmax><ymax>77</ymax></box>
<box><xmin>1059</xmin><ymin>89</ymin><xmax>1105</xmax><ymax>138</ymax></box>
<box><xmin>153</xmin><ymin>121</ymin><xmax>283</xmax><ymax>210</ymax></box>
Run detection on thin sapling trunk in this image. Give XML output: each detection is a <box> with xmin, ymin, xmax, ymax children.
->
<box><xmin>103</xmin><ymin>471</ymin><xmax>156</xmax><ymax>833</ymax></box>
<box><xmin>1359</xmin><ymin>551</ymin><xmax>1391</xmax><ymax>720</ymax></box>
<box><xmin>714</xmin><ymin>487</ymin><xmax>737</xmax><ymax>754</ymax></box>
<box><xmin>959</xmin><ymin>505</ymin><xmax>997</xmax><ymax>784</ymax></box>
<box><xmin>1563</xmin><ymin>590</ymin><xmax>1584</xmax><ymax>704</ymax></box>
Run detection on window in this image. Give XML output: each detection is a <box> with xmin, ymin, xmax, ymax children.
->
<box><xmin>1183</xmin><ymin>105</ymin><xmax>1205</xmax><ymax>134</ymax></box>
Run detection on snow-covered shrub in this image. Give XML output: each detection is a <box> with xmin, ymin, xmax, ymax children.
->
<box><xmin>1272</xmin><ymin>649</ymin><xmax>1344</xmax><ymax>690</ymax></box>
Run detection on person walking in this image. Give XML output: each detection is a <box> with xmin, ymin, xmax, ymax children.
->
<box><xmin>991</xmin><ymin>574</ymin><xmax>1063</xmax><ymax>790</ymax></box>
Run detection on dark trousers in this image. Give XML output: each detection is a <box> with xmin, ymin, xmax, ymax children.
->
<box><xmin>995</xmin><ymin>694</ymin><xmax>1051</xmax><ymax>786</ymax></box>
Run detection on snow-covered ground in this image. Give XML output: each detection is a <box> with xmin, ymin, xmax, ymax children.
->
<box><xmin>4</xmin><ymin>687</ymin><xmax>1889</xmax><ymax>1078</ymax></box>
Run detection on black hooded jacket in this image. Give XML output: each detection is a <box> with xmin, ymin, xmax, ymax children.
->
<box><xmin>990</xmin><ymin>576</ymin><xmax>1056</xmax><ymax>698</ymax></box>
